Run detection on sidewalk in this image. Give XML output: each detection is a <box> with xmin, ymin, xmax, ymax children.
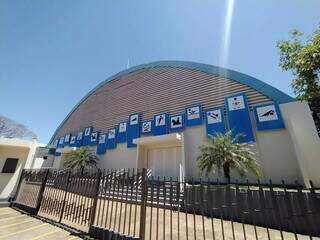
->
<box><xmin>0</xmin><ymin>208</ymin><xmax>84</xmax><ymax>240</ymax></box>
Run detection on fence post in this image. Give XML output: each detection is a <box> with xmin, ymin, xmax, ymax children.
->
<box><xmin>35</xmin><ymin>169</ymin><xmax>50</xmax><ymax>214</ymax></box>
<box><xmin>139</xmin><ymin>168</ymin><xmax>148</xmax><ymax>240</ymax></box>
<box><xmin>59</xmin><ymin>171</ymin><xmax>72</xmax><ymax>223</ymax></box>
<box><xmin>11</xmin><ymin>169</ymin><xmax>26</xmax><ymax>206</ymax></box>
<box><xmin>89</xmin><ymin>169</ymin><xmax>102</xmax><ymax>228</ymax></box>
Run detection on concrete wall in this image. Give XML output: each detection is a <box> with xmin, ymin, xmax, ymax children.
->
<box><xmin>0</xmin><ymin>146</ymin><xmax>29</xmax><ymax>199</ymax></box>
<box><xmin>280</xmin><ymin>101</ymin><xmax>320</xmax><ymax>187</ymax></box>
<box><xmin>183</xmin><ymin>125</ymin><xmax>207</xmax><ymax>179</ymax></box>
<box><xmin>31</xmin><ymin>157</ymin><xmax>54</xmax><ymax>169</ymax></box>
<box><xmin>97</xmin><ymin>143</ymin><xmax>137</xmax><ymax>170</ymax></box>
<box><xmin>0</xmin><ymin>138</ymin><xmax>44</xmax><ymax>199</ymax></box>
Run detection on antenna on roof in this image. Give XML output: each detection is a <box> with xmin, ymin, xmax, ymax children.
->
<box><xmin>126</xmin><ymin>58</ymin><xmax>130</xmax><ymax>69</ymax></box>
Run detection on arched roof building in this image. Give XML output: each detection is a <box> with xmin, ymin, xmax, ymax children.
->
<box><xmin>51</xmin><ymin>61</ymin><xmax>320</xmax><ymax>186</ymax></box>
<box><xmin>50</xmin><ymin>61</ymin><xmax>293</xmax><ymax>143</ymax></box>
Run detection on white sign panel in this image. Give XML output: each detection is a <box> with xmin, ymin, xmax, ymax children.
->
<box><xmin>64</xmin><ymin>134</ymin><xmax>70</xmax><ymax>142</ymax></box>
<box><xmin>257</xmin><ymin>105</ymin><xmax>278</xmax><ymax>122</ymax></box>
<box><xmin>84</xmin><ymin>127</ymin><xmax>91</xmax><ymax>136</ymax></box>
<box><xmin>119</xmin><ymin>122</ymin><xmax>127</xmax><ymax>132</ymax></box>
<box><xmin>171</xmin><ymin>115</ymin><xmax>183</xmax><ymax>129</ymax></box>
<box><xmin>59</xmin><ymin>137</ymin><xmax>64</xmax><ymax>144</ymax></box>
<box><xmin>155</xmin><ymin>114</ymin><xmax>166</xmax><ymax>126</ymax></box>
<box><xmin>99</xmin><ymin>134</ymin><xmax>106</xmax><ymax>144</ymax></box>
<box><xmin>70</xmin><ymin>136</ymin><xmax>76</xmax><ymax>144</ymax></box>
<box><xmin>142</xmin><ymin>121</ymin><xmax>152</xmax><ymax>133</ymax></box>
<box><xmin>77</xmin><ymin>132</ymin><xmax>83</xmax><ymax>140</ymax></box>
<box><xmin>186</xmin><ymin>106</ymin><xmax>200</xmax><ymax>120</ymax></box>
<box><xmin>207</xmin><ymin>110</ymin><xmax>222</xmax><ymax>124</ymax></box>
<box><xmin>227</xmin><ymin>95</ymin><xmax>245</xmax><ymax>111</ymax></box>
<box><xmin>130</xmin><ymin>114</ymin><xmax>139</xmax><ymax>125</ymax></box>
<box><xmin>108</xmin><ymin>129</ymin><xmax>116</xmax><ymax>139</ymax></box>
<box><xmin>91</xmin><ymin>132</ymin><xmax>98</xmax><ymax>142</ymax></box>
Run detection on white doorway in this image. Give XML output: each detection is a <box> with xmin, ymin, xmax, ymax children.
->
<box><xmin>134</xmin><ymin>133</ymin><xmax>185</xmax><ymax>180</ymax></box>
<box><xmin>147</xmin><ymin>146</ymin><xmax>182</xmax><ymax>178</ymax></box>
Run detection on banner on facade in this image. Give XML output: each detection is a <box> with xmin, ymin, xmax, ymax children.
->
<box><xmin>153</xmin><ymin>113</ymin><xmax>168</xmax><ymax>135</ymax></box>
<box><xmin>75</xmin><ymin>131</ymin><xmax>83</xmax><ymax>147</ymax></box>
<box><xmin>205</xmin><ymin>108</ymin><xmax>226</xmax><ymax>136</ymax></box>
<box><xmin>142</xmin><ymin>120</ymin><xmax>153</xmax><ymax>135</ymax></box>
<box><xmin>253</xmin><ymin>103</ymin><xmax>285</xmax><ymax>130</ymax></box>
<box><xmin>225</xmin><ymin>93</ymin><xmax>255</xmax><ymax>142</ymax></box>
<box><xmin>97</xmin><ymin>134</ymin><xmax>107</xmax><ymax>154</ymax></box>
<box><xmin>127</xmin><ymin>113</ymin><xmax>141</xmax><ymax>148</ymax></box>
<box><xmin>83</xmin><ymin>127</ymin><xmax>93</xmax><ymax>145</ymax></box>
<box><xmin>106</xmin><ymin>128</ymin><xmax>117</xmax><ymax>149</ymax></box>
<box><xmin>169</xmin><ymin>114</ymin><xmax>184</xmax><ymax>132</ymax></box>
<box><xmin>185</xmin><ymin>105</ymin><xmax>202</xmax><ymax>126</ymax></box>
<box><xmin>117</xmin><ymin>122</ymin><xmax>127</xmax><ymax>143</ymax></box>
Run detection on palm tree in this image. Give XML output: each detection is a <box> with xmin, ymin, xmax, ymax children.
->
<box><xmin>62</xmin><ymin>147</ymin><xmax>99</xmax><ymax>174</ymax></box>
<box><xmin>197</xmin><ymin>130</ymin><xmax>261</xmax><ymax>183</ymax></box>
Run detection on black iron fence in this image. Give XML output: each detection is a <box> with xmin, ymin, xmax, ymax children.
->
<box><xmin>12</xmin><ymin>168</ymin><xmax>320</xmax><ymax>240</ymax></box>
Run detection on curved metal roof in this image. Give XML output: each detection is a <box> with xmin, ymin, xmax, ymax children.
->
<box><xmin>49</xmin><ymin>60</ymin><xmax>294</xmax><ymax>144</ymax></box>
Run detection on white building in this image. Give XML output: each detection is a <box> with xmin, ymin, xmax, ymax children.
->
<box><xmin>49</xmin><ymin>61</ymin><xmax>320</xmax><ymax>187</ymax></box>
<box><xmin>0</xmin><ymin>137</ymin><xmax>52</xmax><ymax>205</ymax></box>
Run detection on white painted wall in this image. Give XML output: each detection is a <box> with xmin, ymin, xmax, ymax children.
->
<box><xmin>254</xmin><ymin>127</ymin><xmax>303</xmax><ymax>183</ymax></box>
<box><xmin>98</xmin><ymin>143</ymin><xmax>137</xmax><ymax>170</ymax></box>
<box><xmin>31</xmin><ymin>157</ymin><xmax>54</xmax><ymax>169</ymax></box>
<box><xmin>0</xmin><ymin>138</ymin><xmax>46</xmax><ymax>200</ymax></box>
<box><xmin>53</xmin><ymin>155</ymin><xmax>62</xmax><ymax>168</ymax></box>
<box><xmin>280</xmin><ymin>101</ymin><xmax>320</xmax><ymax>187</ymax></box>
<box><xmin>0</xmin><ymin>146</ymin><xmax>29</xmax><ymax>199</ymax></box>
<box><xmin>183</xmin><ymin>125</ymin><xmax>207</xmax><ymax>179</ymax></box>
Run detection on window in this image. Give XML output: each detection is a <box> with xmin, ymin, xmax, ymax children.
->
<box><xmin>2</xmin><ymin>158</ymin><xmax>19</xmax><ymax>173</ymax></box>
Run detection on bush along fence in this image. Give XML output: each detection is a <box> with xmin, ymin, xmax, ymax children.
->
<box><xmin>11</xmin><ymin>168</ymin><xmax>320</xmax><ymax>240</ymax></box>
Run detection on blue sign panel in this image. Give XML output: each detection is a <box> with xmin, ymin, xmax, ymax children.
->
<box><xmin>153</xmin><ymin>113</ymin><xmax>168</xmax><ymax>136</ymax></box>
<box><xmin>55</xmin><ymin>151</ymin><xmax>62</xmax><ymax>157</ymax></box>
<box><xmin>69</xmin><ymin>135</ymin><xmax>76</xmax><ymax>147</ymax></box>
<box><xmin>75</xmin><ymin>131</ymin><xmax>83</xmax><ymax>147</ymax></box>
<box><xmin>185</xmin><ymin>105</ymin><xmax>203</xmax><ymax>127</ymax></box>
<box><xmin>83</xmin><ymin>127</ymin><xmax>93</xmax><ymax>145</ymax></box>
<box><xmin>169</xmin><ymin>114</ymin><xmax>184</xmax><ymax>132</ymax></box>
<box><xmin>90</xmin><ymin>132</ymin><xmax>99</xmax><ymax>146</ymax></box>
<box><xmin>117</xmin><ymin>122</ymin><xmax>127</xmax><ymax>143</ymax></box>
<box><xmin>106</xmin><ymin>128</ymin><xmax>117</xmax><ymax>149</ymax></box>
<box><xmin>253</xmin><ymin>103</ymin><xmax>285</xmax><ymax>131</ymax></box>
<box><xmin>53</xmin><ymin>139</ymin><xmax>58</xmax><ymax>148</ymax></box>
<box><xmin>58</xmin><ymin>137</ymin><xmax>64</xmax><ymax>148</ymax></box>
<box><xmin>141</xmin><ymin>120</ymin><xmax>153</xmax><ymax>135</ymax></box>
<box><xmin>64</xmin><ymin>134</ymin><xmax>71</xmax><ymax>146</ymax></box>
<box><xmin>97</xmin><ymin>134</ymin><xmax>107</xmax><ymax>155</ymax></box>
<box><xmin>225</xmin><ymin>93</ymin><xmax>255</xmax><ymax>143</ymax></box>
<box><xmin>127</xmin><ymin>113</ymin><xmax>141</xmax><ymax>148</ymax></box>
<box><xmin>205</xmin><ymin>108</ymin><xmax>226</xmax><ymax>137</ymax></box>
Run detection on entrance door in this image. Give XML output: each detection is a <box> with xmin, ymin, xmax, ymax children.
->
<box><xmin>147</xmin><ymin>146</ymin><xmax>182</xmax><ymax>178</ymax></box>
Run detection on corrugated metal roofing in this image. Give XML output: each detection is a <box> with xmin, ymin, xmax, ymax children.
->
<box><xmin>49</xmin><ymin>61</ymin><xmax>294</xmax><ymax>144</ymax></box>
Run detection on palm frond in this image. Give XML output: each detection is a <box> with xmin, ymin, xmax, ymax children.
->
<box><xmin>197</xmin><ymin>130</ymin><xmax>261</xmax><ymax>180</ymax></box>
<box><xmin>62</xmin><ymin>147</ymin><xmax>99</xmax><ymax>173</ymax></box>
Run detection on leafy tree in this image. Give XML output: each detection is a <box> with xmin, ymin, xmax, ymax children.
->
<box><xmin>277</xmin><ymin>27</ymin><xmax>320</xmax><ymax>134</ymax></box>
<box><xmin>0</xmin><ymin>115</ymin><xmax>37</xmax><ymax>139</ymax></box>
<box><xmin>62</xmin><ymin>147</ymin><xmax>99</xmax><ymax>174</ymax></box>
<box><xmin>197</xmin><ymin>131</ymin><xmax>261</xmax><ymax>183</ymax></box>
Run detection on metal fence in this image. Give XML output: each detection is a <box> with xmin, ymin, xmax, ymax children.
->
<box><xmin>12</xmin><ymin>168</ymin><xmax>320</xmax><ymax>240</ymax></box>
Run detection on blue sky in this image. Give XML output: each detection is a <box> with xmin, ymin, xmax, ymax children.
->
<box><xmin>0</xmin><ymin>0</ymin><xmax>319</xmax><ymax>143</ymax></box>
